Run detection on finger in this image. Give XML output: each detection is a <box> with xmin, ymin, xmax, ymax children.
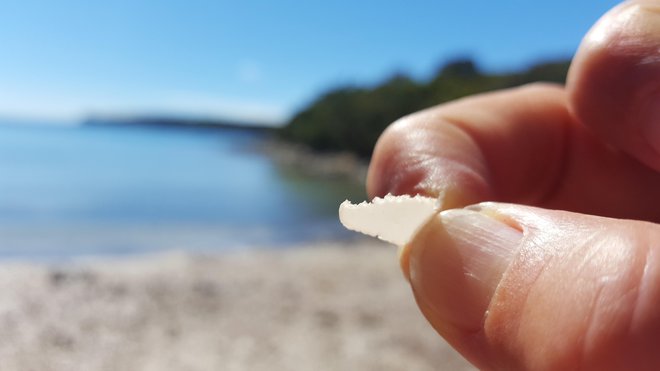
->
<box><xmin>367</xmin><ymin>84</ymin><xmax>660</xmax><ymax>222</ymax></box>
<box><xmin>568</xmin><ymin>0</ymin><xmax>660</xmax><ymax>171</ymax></box>
<box><xmin>403</xmin><ymin>203</ymin><xmax>660</xmax><ymax>370</ymax></box>
<box><xmin>368</xmin><ymin>84</ymin><xmax>569</xmax><ymax>207</ymax></box>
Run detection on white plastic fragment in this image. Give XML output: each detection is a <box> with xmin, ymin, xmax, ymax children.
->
<box><xmin>339</xmin><ymin>194</ymin><xmax>440</xmax><ymax>246</ymax></box>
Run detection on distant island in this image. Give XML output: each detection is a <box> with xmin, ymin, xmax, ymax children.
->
<box><xmin>83</xmin><ymin>115</ymin><xmax>277</xmax><ymax>133</ymax></box>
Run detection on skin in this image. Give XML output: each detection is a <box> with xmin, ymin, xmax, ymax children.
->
<box><xmin>367</xmin><ymin>1</ymin><xmax>660</xmax><ymax>370</ymax></box>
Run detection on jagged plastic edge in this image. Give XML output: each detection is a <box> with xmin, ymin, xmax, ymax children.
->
<box><xmin>340</xmin><ymin>193</ymin><xmax>438</xmax><ymax>209</ymax></box>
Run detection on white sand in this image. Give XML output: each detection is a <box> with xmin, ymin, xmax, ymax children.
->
<box><xmin>0</xmin><ymin>241</ymin><xmax>474</xmax><ymax>371</ymax></box>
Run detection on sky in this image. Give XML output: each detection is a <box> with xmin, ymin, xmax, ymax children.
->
<box><xmin>0</xmin><ymin>0</ymin><xmax>622</xmax><ymax>125</ymax></box>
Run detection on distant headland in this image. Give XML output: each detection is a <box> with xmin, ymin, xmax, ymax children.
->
<box><xmin>83</xmin><ymin>115</ymin><xmax>278</xmax><ymax>133</ymax></box>
<box><xmin>85</xmin><ymin>57</ymin><xmax>572</xmax><ymax>161</ymax></box>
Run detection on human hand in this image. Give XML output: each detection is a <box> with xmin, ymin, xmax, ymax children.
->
<box><xmin>367</xmin><ymin>1</ymin><xmax>660</xmax><ymax>370</ymax></box>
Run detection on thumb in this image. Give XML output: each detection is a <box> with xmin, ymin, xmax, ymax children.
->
<box><xmin>403</xmin><ymin>203</ymin><xmax>660</xmax><ymax>371</ymax></box>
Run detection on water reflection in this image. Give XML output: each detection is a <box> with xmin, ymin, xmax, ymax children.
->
<box><xmin>0</xmin><ymin>122</ymin><xmax>366</xmax><ymax>259</ymax></box>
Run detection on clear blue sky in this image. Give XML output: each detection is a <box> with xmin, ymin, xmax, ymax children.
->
<box><xmin>0</xmin><ymin>0</ymin><xmax>621</xmax><ymax>124</ymax></box>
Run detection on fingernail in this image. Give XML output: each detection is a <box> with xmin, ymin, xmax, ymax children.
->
<box><xmin>406</xmin><ymin>208</ymin><xmax>522</xmax><ymax>332</ymax></box>
<box><xmin>640</xmin><ymin>94</ymin><xmax>660</xmax><ymax>156</ymax></box>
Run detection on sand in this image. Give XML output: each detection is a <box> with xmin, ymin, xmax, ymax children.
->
<box><xmin>0</xmin><ymin>241</ymin><xmax>474</xmax><ymax>371</ymax></box>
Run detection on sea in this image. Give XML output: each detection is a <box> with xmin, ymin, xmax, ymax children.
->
<box><xmin>0</xmin><ymin>120</ymin><xmax>366</xmax><ymax>260</ymax></box>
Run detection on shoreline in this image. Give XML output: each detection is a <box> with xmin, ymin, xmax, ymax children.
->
<box><xmin>256</xmin><ymin>138</ymin><xmax>369</xmax><ymax>184</ymax></box>
<box><xmin>0</xmin><ymin>241</ymin><xmax>474</xmax><ymax>370</ymax></box>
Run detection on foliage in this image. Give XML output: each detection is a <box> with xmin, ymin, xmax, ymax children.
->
<box><xmin>279</xmin><ymin>58</ymin><xmax>571</xmax><ymax>158</ymax></box>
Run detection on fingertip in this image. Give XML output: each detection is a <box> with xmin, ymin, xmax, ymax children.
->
<box><xmin>366</xmin><ymin>116</ymin><xmax>431</xmax><ymax>199</ymax></box>
<box><xmin>366</xmin><ymin>109</ymin><xmax>494</xmax><ymax>206</ymax></box>
<box><xmin>568</xmin><ymin>0</ymin><xmax>660</xmax><ymax>171</ymax></box>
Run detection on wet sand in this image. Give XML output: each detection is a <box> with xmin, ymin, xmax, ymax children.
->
<box><xmin>0</xmin><ymin>241</ymin><xmax>474</xmax><ymax>370</ymax></box>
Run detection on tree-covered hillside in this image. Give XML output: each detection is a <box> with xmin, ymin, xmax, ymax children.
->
<box><xmin>280</xmin><ymin>58</ymin><xmax>571</xmax><ymax>158</ymax></box>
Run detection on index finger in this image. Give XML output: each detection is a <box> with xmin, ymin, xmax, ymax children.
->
<box><xmin>367</xmin><ymin>84</ymin><xmax>660</xmax><ymax>222</ymax></box>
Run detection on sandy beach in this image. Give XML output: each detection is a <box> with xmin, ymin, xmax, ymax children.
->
<box><xmin>0</xmin><ymin>241</ymin><xmax>474</xmax><ymax>371</ymax></box>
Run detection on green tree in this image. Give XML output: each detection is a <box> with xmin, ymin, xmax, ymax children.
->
<box><xmin>280</xmin><ymin>58</ymin><xmax>571</xmax><ymax>158</ymax></box>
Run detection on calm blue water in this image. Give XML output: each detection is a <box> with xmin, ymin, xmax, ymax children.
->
<box><xmin>0</xmin><ymin>122</ymin><xmax>365</xmax><ymax>259</ymax></box>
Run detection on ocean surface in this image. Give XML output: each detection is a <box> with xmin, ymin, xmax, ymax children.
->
<box><xmin>0</xmin><ymin>121</ymin><xmax>366</xmax><ymax>260</ymax></box>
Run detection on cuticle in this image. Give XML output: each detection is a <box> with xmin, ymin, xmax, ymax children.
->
<box><xmin>474</xmin><ymin>207</ymin><xmax>524</xmax><ymax>234</ymax></box>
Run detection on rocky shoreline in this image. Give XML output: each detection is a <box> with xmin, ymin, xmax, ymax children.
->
<box><xmin>257</xmin><ymin>139</ymin><xmax>369</xmax><ymax>185</ymax></box>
